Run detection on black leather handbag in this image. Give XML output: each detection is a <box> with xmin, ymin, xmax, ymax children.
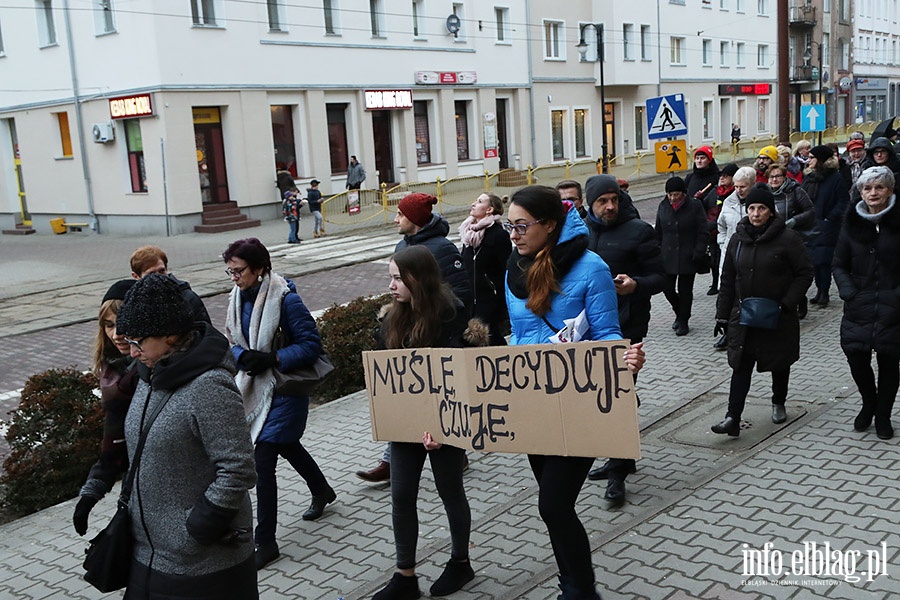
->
<box><xmin>272</xmin><ymin>327</ymin><xmax>335</xmax><ymax>396</ymax></box>
<box><xmin>739</xmin><ymin>297</ymin><xmax>781</xmax><ymax>329</ymax></box>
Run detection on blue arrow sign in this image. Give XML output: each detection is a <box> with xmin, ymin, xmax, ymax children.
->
<box><xmin>800</xmin><ymin>104</ymin><xmax>825</xmax><ymax>132</ymax></box>
<box><xmin>647</xmin><ymin>94</ymin><xmax>688</xmax><ymax>139</ymax></box>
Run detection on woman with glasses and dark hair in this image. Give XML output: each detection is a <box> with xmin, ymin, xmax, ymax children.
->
<box><xmin>222</xmin><ymin>238</ymin><xmax>336</xmax><ymax>570</ymax></box>
<box><xmin>833</xmin><ymin>166</ymin><xmax>900</xmax><ymax>440</ymax></box>
<box><xmin>115</xmin><ymin>274</ymin><xmax>258</xmax><ymax>598</ymax></box>
<box><xmin>504</xmin><ymin>185</ymin><xmax>645</xmax><ymax>600</ymax></box>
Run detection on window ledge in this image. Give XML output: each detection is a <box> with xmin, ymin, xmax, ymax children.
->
<box><xmin>268</xmin><ymin>28</ymin><xmax>289</xmax><ymax>34</ymax></box>
<box><xmin>495</xmin><ymin>41</ymin><xmax>512</xmax><ymax>46</ymax></box>
<box><xmin>325</xmin><ymin>32</ymin><xmax>341</xmax><ymax>37</ymax></box>
<box><xmin>95</xmin><ymin>30</ymin><xmax>117</xmax><ymax>37</ymax></box>
<box><xmin>55</xmin><ymin>156</ymin><xmax>74</xmax><ymax>161</ymax></box>
<box><xmin>191</xmin><ymin>24</ymin><xmax>226</xmax><ymax>30</ymax></box>
<box><xmin>544</xmin><ymin>57</ymin><xmax>566</xmax><ymax>62</ymax></box>
<box><xmin>39</xmin><ymin>42</ymin><xmax>59</xmax><ymax>49</ymax></box>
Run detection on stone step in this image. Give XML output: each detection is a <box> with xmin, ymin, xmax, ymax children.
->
<box><xmin>193</xmin><ymin>218</ymin><xmax>262</xmax><ymax>234</ymax></box>
<box><xmin>1</xmin><ymin>225</ymin><xmax>36</xmax><ymax>235</ymax></box>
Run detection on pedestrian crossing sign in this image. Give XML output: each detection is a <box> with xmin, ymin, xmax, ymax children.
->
<box><xmin>655</xmin><ymin>140</ymin><xmax>687</xmax><ymax>173</ymax></box>
<box><xmin>647</xmin><ymin>94</ymin><xmax>688</xmax><ymax>139</ymax></box>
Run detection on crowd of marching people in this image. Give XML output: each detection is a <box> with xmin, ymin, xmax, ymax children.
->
<box><xmin>72</xmin><ymin>130</ymin><xmax>899</xmax><ymax>600</ymax></box>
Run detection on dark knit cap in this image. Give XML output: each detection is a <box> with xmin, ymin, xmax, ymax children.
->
<box><xmin>584</xmin><ymin>175</ymin><xmax>621</xmax><ymax>206</ymax></box>
<box><xmin>116</xmin><ymin>274</ymin><xmax>194</xmax><ymax>337</ymax></box>
<box><xmin>744</xmin><ymin>183</ymin><xmax>776</xmax><ymax>213</ymax></box>
<box><xmin>810</xmin><ymin>145</ymin><xmax>834</xmax><ymax>163</ymax></box>
<box><xmin>665</xmin><ymin>176</ymin><xmax>687</xmax><ymax>193</ymax></box>
<box><xmin>102</xmin><ymin>279</ymin><xmax>136</xmax><ymax>304</ymax></box>
<box><xmin>398</xmin><ymin>193</ymin><xmax>437</xmax><ymax>228</ymax></box>
<box><xmin>720</xmin><ymin>163</ymin><xmax>739</xmax><ymax>178</ymax></box>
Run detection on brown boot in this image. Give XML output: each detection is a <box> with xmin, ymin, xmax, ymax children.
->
<box><xmin>355</xmin><ymin>460</ymin><xmax>390</xmax><ymax>483</ymax></box>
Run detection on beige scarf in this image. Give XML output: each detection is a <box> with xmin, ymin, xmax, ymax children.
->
<box><xmin>459</xmin><ymin>214</ymin><xmax>501</xmax><ymax>249</ymax></box>
<box><xmin>225</xmin><ymin>272</ymin><xmax>289</xmax><ymax>444</ymax></box>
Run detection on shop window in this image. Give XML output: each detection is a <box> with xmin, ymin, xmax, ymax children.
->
<box><xmin>634</xmin><ymin>106</ymin><xmax>646</xmax><ymax>150</ymax></box>
<box><xmin>124</xmin><ymin>120</ymin><xmax>147</xmax><ymax>192</ymax></box>
<box><xmin>271</xmin><ymin>105</ymin><xmax>297</xmax><ymax>178</ymax></box>
<box><xmin>327</xmin><ymin>103</ymin><xmax>349</xmax><ymax>172</ymax></box>
<box><xmin>324</xmin><ymin>0</ymin><xmax>339</xmax><ymax>34</ymax></box>
<box><xmin>414</xmin><ymin>101</ymin><xmax>431</xmax><ymax>164</ymax></box>
<box><xmin>703</xmin><ymin>100</ymin><xmax>713</xmax><ymax>138</ymax></box>
<box><xmin>574</xmin><ymin>109</ymin><xmax>588</xmax><ymax>158</ymax></box>
<box><xmin>94</xmin><ymin>0</ymin><xmax>115</xmax><ymax>35</ymax></box>
<box><xmin>454</xmin><ymin>101</ymin><xmax>470</xmax><ymax>160</ymax></box>
<box><xmin>757</xmin><ymin>98</ymin><xmax>769</xmax><ymax>132</ymax></box>
<box><xmin>191</xmin><ymin>0</ymin><xmax>219</xmax><ymax>26</ymax></box>
<box><xmin>551</xmin><ymin>110</ymin><xmax>565</xmax><ymax>160</ymax></box>
<box><xmin>55</xmin><ymin>112</ymin><xmax>72</xmax><ymax>158</ymax></box>
<box><xmin>36</xmin><ymin>0</ymin><xmax>57</xmax><ymax>47</ymax></box>
<box><xmin>267</xmin><ymin>0</ymin><xmax>285</xmax><ymax>32</ymax></box>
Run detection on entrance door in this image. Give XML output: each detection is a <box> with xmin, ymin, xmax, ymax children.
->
<box><xmin>192</xmin><ymin>107</ymin><xmax>230</xmax><ymax>204</ymax></box>
<box><xmin>5</xmin><ymin>120</ymin><xmax>31</xmax><ymax>225</ymax></box>
<box><xmin>372</xmin><ymin>111</ymin><xmax>395</xmax><ymax>185</ymax></box>
<box><xmin>496</xmin><ymin>99</ymin><xmax>509</xmax><ymax>169</ymax></box>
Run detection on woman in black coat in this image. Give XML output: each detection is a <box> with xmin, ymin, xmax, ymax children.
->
<box><xmin>459</xmin><ymin>193</ymin><xmax>512</xmax><ymax>345</ymax></box>
<box><xmin>800</xmin><ymin>145</ymin><xmax>850</xmax><ymax>307</ymax></box>
<box><xmin>833</xmin><ymin>166</ymin><xmax>900</xmax><ymax>440</ymax></box>
<box><xmin>711</xmin><ymin>185</ymin><xmax>813</xmax><ymax>436</ymax></box>
<box><xmin>655</xmin><ymin>176</ymin><xmax>708</xmax><ymax>336</ymax></box>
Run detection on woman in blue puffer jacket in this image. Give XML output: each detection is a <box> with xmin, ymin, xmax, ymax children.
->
<box><xmin>504</xmin><ymin>185</ymin><xmax>645</xmax><ymax>600</ymax></box>
<box><xmin>223</xmin><ymin>238</ymin><xmax>336</xmax><ymax>571</ymax></box>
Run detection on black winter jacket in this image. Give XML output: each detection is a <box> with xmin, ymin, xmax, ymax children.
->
<box><xmin>654</xmin><ymin>197</ymin><xmax>708</xmax><ymax>275</ymax></box>
<box><xmin>461</xmin><ymin>222</ymin><xmax>511</xmax><ymax>328</ymax></box>
<box><xmin>800</xmin><ymin>161</ymin><xmax>851</xmax><ymax>250</ymax></box>
<box><xmin>717</xmin><ymin>216</ymin><xmax>814</xmax><ymax>371</ymax></box>
<box><xmin>587</xmin><ymin>197</ymin><xmax>666</xmax><ymax>341</ymax></box>
<box><xmin>396</xmin><ymin>214</ymin><xmax>473</xmax><ymax>310</ymax></box>
<box><xmin>770</xmin><ymin>179</ymin><xmax>816</xmax><ymax>232</ymax></box>
<box><xmin>685</xmin><ymin>162</ymin><xmax>720</xmax><ymax>200</ymax></box>
<box><xmin>833</xmin><ymin>199</ymin><xmax>900</xmax><ymax>355</ymax></box>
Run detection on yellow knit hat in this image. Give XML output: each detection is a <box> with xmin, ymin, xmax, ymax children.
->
<box><xmin>758</xmin><ymin>146</ymin><xmax>779</xmax><ymax>162</ymax></box>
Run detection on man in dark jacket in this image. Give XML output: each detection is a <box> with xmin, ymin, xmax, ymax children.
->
<box><xmin>583</xmin><ymin>174</ymin><xmax>666</xmax><ymax>508</ymax></box>
<box><xmin>655</xmin><ymin>176</ymin><xmax>709</xmax><ymax>336</ymax></box>
<box><xmin>129</xmin><ymin>245</ymin><xmax>211</xmax><ymax>324</ymax></box>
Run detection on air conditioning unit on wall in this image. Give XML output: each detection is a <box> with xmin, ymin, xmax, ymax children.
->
<box><xmin>92</xmin><ymin>122</ymin><xmax>115</xmax><ymax>143</ymax></box>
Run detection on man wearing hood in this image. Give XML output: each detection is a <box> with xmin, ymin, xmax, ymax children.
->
<box><xmin>583</xmin><ymin>175</ymin><xmax>665</xmax><ymax>507</ymax></box>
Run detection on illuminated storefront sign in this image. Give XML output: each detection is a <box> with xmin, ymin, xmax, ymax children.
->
<box><xmin>108</xmin><ymin>94</ymin><xmax>154</xmax><ymax>119</ymax></box>
<box><xmin>365</xmin><ymin>90</ymin><xmax>413</xmax><ymax>110</ymax></box>
<box><xmin>717</xmin><ymin>83</ymin><xmax>772</xmax><ymax>96</ymax></box>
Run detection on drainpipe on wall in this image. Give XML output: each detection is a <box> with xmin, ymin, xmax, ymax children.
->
<box><xmin>62</xmin><ymin>0</ymin><xmax>99</xmax><ymax>233</ymax></box>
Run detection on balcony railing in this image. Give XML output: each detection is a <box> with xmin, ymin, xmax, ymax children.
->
<box><xmin>791</xmin><ymin>64</ymin><xmax>815</xmax><ymax>82</ymax></box>
<box><xmin>789</xmin><ymin>5</ymin><xmax>816</xmax><ymax>27</ymax></box>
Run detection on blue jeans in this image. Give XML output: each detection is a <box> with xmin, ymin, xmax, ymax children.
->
<box><xmin>312</xmin><ymin>211</ymin><xmax>323</xmax><ymax>234</ymax></box>
<box><xmin>287</xmin><ymin>220</ymin><xmax>300</xmax><ymax>242</ymax></box>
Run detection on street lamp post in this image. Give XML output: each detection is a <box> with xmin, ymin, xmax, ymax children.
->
<box><xmin>576</xmin><ymin>23</ymin><xmax>608</xmax><ymax>174</ymax></box>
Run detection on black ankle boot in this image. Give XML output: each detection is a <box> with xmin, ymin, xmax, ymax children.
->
<box><xmin>711</xmin><ymin>416</ymin><xmax>740</xmax><ymax>437</ymax></box>
<box><xmin>854</xmin><ymin>402</ymin><xmax>876</xmax><ymax>432</ymax></box>
<box><xmin>373</xmin><ymin>573</ymin><xmax>421</xmax><ymax>600</ymax></box>
<box><xmin>875</xmin><ymin>417</ymin><xmax>894</xmax><ymax>440</ymax></box>
<box><xmin>429</xmin><ymin>560</ymin><xmax>475</xmax><ymax>596</ymax></box>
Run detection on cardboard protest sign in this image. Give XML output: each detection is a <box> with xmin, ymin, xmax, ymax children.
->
<box><xmin>362</xmin><ymin>341</ymin><xmax>640</xmax><ymax>459</ymax></box>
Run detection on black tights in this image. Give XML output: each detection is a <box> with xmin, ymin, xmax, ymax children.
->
<box><xmin>845</xmin><ymin>350</ymin><xmax>900</xmax><ymax>415</ymax></box>
<box><xmin>727</xmin><ymin>352</ymin><xmax>790</xmax><ymax>420</ymax></box>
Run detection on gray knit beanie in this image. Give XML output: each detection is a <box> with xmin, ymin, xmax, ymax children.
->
<box><xmin>116</xmin><ymin>274</ymin><xmax>194</xmax><ymax>337</ymax></box>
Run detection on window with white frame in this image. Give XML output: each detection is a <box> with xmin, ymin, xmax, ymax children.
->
<box><xmin>703</xmin><ymin>100</ymin><xmax>713</xmax><ymax>138</ymax></box>
<box><xmin>412</xmin><ymin>0</ymin><xmax>424</xmax><ymax>37</ymax></box>
<box><xmin>370</xmin><ymin>0</ymin><xmax>384</xmax><ymax>37</ymax></box>
<box><xmin>94</xmin><ymin>0</ymin><xmax>115</xmax><ymax>34</ymax></box>
<box><xmin>267</xmin><ymin>0</ymin><xmax>285</xmax><ymax>32</ymax></box>
<box><xmin>757</xmin><ymin>44</ymin><xmax>768</xmax><ymax>67</ymax></box>
<box><xmin>36</xmin><ymin>0</ymin><xmax>56</xmax><ymax>46</ymax></box>
<box><xmin>544</xmin><ymin>20</ymin><xmax>563</xmax><ymax>59</ymax></box>
<box><xmin>641</xmin><ymin>25</ymin><xmax>650</xmax><ymax>60</ymax></box>
<box><xmin>670</xmin><ymin>37</ymin><xmax>685</xmax><ymax>64</ymax></box>
<box><xmin>551</xmin><ymin>110</ymin><xmax>566</xmax><ymax>160</ymax></box>
<box><xmin>414</xmin><ymin>101</ymin><xmax>432</xmax><ymax>164</ymax></box>
<box><xmin>720</xmin><ymin>0</ymin><xmax>728</xmax><ymax>8</ymax></box>
<box><xmin>823</xmin><ymin>32</ymin><xmax>830</xmax><ymax>66</ymax></box>
<box><xmin>455</xmin><ymin>101</ymin><xmax>470</xmax><ymax>160</ymax></box>
<box><xmin>758</xmin><ymin>98</ymin><xmax>769</xmax><ymax>132</ymax></box>
<box><xmin>124</xmin><ymin>120</ymin><xmax>148</xmax><ymax>192</ymax></box>
<box><xmin>324</xmin><ymin>0</ymin><xmax>339</xmax><ymax>34</ymax></box>
<box><xmin>757</xmin><ymin>0</ymin><xmax>768</xmax><ymax>15</ymax></box>
<box><xmin>720</xmin><ymin>41</ymin><xmax>729</xmax><ymax>66</ymax></box>
<box><xmin>736</xmin><ymin>42</ymin><xmax>745</xmax><ymax>66</ymax></box>
<box><xmin>495</xmin><ymin>7</ymin><xmax>509</xmax><ymax>42</ymax></box>
<box><xmin>0</xmin><ymin>19</ymin><xmax>5</xmax><ymax>55</ymax></box>
<box><xmin>736</xmin><ymin>0</ymin><xmax>745</xmax><ymax>11</ymax></box>
<box><xmin>452</xmin><ymin>3</ymin><xmax>466</xmax><ymax>41</ymax></box>
<box><xmin>623</xmin><ymin>24</ymin><xmax>634</xmax><ymax>60</ymax></box>
<box><xmin>191</xmin><ymin>0</ymin><xmax>219</xmax><ymax>26</ymax></box>
<box><xmin>702</xmin><ymin>39</ymin><xmax>711</xmax><ymax>65</ymax></box>
<box><xmin>574</xmin><ymin>109</ymin><xmax>588</xmax><ymax>157</ymax></box>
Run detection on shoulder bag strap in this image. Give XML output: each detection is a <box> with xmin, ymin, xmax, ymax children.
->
<box><xmin>118</xmin><ymin>390</ymin><xmax>173</xmax><ymax>505</ymax></box>
<box><xmin>734</xmin><ymin>240</ymin><xmax>743</xmax><ymax>299</ymax></box>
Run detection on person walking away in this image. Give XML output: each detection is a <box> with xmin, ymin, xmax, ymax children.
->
<box><xmin>801</xmin><ymin>145</ymin><xmax>851</xmax><ymax>307</ymax></box>
<box><xmin>459</xmin><ymin>192</ymin><xmax>511</xmax><ymax>345</ymax></box>
<box><xmin>655</xmin><ymin>176</ymin><xmax>708</xmax><ymax>336</ymax></box>
<box><xmin>347</xmin><ymin>155</ymin><xmax>367</xmax><ymax>190</ymax></box>
<box><xmin>583</xmin><ymin>175</ymin><xmax>665</xmax><ymax>508</ymax></box>
<box><xmin>833</xmin><ymin>166</ymin><xmax>900</xmax><ymax>440</ymax></box>
<box><xmin>73</xmin><ymin>280</ymin><xmax>139</xmax><ymax>536</ymax></box>
<box><xmin>504</xmin><ymin>185</ymin><xmax>645</xmax><ymax>600</ymax></box>
<box><xmin>711</xmin><ymin>186</ymin><xmax>813</xmax><ymax>436</ymax></box>
<box><xmin>307</xmin><ymin>179</ymin><xmax>325</xmax><ymax>237</ymax></box>
<box><xmin>223</xmin><ymin>238</ymin><xmax>336</xmax><ymax>570</ymax></box>
<box><xmin>370</xmin><ymin>246</ymin><xmax>487</xmax><ymax>600</ymax></box>
<box><xmin>115</xmin><ymin>275</ymin><xmax>258</xmax><ymax>598</ymax></box>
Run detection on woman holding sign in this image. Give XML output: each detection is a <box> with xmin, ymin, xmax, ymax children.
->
<box><xmin>504</xmin><ymin>185</ymin><xmax>645</xmax><ymax>600</ymax></box>
<box><xmin>371</xmin><ymin>245</ymin><xmax>488</xmax><ymax>600</ymax></box>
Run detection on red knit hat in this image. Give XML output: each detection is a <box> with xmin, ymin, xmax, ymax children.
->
<box><xmin>695</xmin><ymin>146</ymin><xmax>713</xmax><ymax>161</ymax></box>
<box><xmin>398</xmin><ymin>193</ymin><xmax>437</xmax><ymax>227</ymax></box>
<box><xmin>846</xmin><ymin>139</ymin><xmax>865</xmax><ymax>151</ymax></box>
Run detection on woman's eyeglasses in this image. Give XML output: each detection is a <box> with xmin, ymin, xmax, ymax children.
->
<box><xmin>502</xmin><ymin>220</ymin><xmax>545</xmax><ymax>235</ymax></box>
<box><xmin>123</xmin><ymin>337</ymin><xmax>144</xmax><ymax>352</ymax></box>
<box><xmin>225</xmin><ymin>266</ymin><xmax>248</xmax><ymax>278</ymax></box>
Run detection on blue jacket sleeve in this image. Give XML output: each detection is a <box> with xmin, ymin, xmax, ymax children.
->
<box><xmin>584</xmin><ymin>258</ymin><xmax>623</xmax><ymax>341</ymax></box>
<box><xmin>275</xmin><ymin>292</ymin><xmax>322</xmax><ymax>372</ymax></box>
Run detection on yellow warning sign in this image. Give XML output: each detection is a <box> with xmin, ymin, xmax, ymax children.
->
<box><xmin>655</xmin><ymin>140</ymin><xmax>687</xmax><ymax>173</ymax></box>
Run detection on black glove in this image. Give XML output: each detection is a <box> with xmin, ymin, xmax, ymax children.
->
<box><xmin>186</xmin><ymin>496</ymin><xmax>238</xmax><ymax>545</ymax></box>
<box><xmin>240</xmin><ymin>350</ymin><xmax>278</xmax><ymax>376</ymax></box>
<box><xmin>714</xmin><ymin>319</ymin><xmax>728</xmax><ymax>337</ymax></box>
<box><xmin>73</xmin><ymin>496</ymin><xmax>98</xmax><ymax>536</ymax></box>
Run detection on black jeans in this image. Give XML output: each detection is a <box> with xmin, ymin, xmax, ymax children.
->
<box><xmin>528</xmin><ymin>454</ymin><xmax>599</xmax><ymax>598</ymax></box>
<box><xmin>254</xmin><ymin>441</ymin><xmax>330</xmax><ymax>544</ymax></box>
<box><xmin>727</xmin><ymin>351</ymin><xmax>790</xmax><ymax>420</ymax></box>
<box><xmin>709</xmin><ymin>242</ymin><xmax>721</xmax><ymax>289</ymax></box>
<box><xmin>606</xmin><ymin>368</ymin><xmax>640</xmax><ymax>483</ymax></box>
<box><xmin>390</xmin><ymin>442</ymin><xmax>470</xmax><ymax>570</ymax></box>
<box><xmin>663</xmin><ymin>273</ymin><xmax>696</xmax><ymax>324</ymax></box>
<box><xmin>845</xmin><ymin>350</ymin><xmax>900</xmax><ymax>412</ymax></box>
<box><xmin>125</xmin><ymin>555</ymin><xmax>257</xmax><ymax>600</ymax></box>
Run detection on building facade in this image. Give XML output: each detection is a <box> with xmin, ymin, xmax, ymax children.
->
<box><xmin>852</xmin><ymin>0</ymin><xmax>900</xmax><ymax>123</ymax></box>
